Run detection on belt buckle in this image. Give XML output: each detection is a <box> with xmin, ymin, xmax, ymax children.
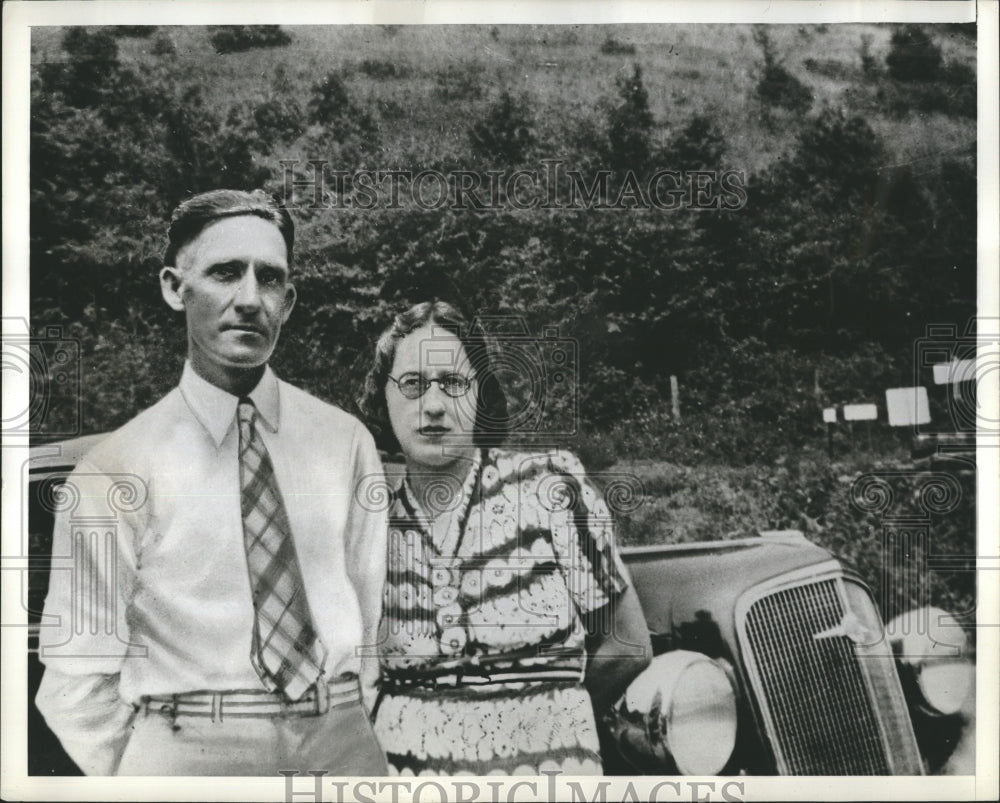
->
<box><xmin>314</xmin><ymin>677</ymin><xmax>330</xmax><ymax>715</ymax></box>
<box><xmin>433</xmin><ymin>674</ymin><xmax>458</xmax><ymax>689</ymax></box>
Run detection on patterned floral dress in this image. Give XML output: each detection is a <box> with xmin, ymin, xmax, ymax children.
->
<box><xmin>373</xmin><ymin>448</ymin><xmax>629</xmax><ymax>776</ymax></box>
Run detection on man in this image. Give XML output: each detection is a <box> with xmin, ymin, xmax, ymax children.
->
<box><xmin>36</xmin><ymin>189</ymin><xmax>388</xmax><ymax>776</ymax></box>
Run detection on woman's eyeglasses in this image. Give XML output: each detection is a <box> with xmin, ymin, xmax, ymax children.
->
<box><xmin>388</xmin><ymin>372</ymin><xmax>476</xmax><ymax>399</ymax></box>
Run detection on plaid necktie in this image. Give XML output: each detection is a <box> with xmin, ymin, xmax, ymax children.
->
<box><xmin>238</xmin><ymin>398</ymin><xmax>327</xmax><ymax>701</ymax></box>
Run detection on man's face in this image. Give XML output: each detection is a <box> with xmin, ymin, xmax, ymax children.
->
<box><xmin>161</xmin><ymin>215</ymin><xmax>295</xmax><ymax>385</ymax></box>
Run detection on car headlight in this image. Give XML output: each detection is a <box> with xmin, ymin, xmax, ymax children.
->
<box><xmin>620</xmin><ymin>650</ymin><xmax>738</xmax><ymax>774</ymax></box>
<box><xmin>917</xmin><ymin>659</ymin><xmax>974</xmax><ymax>716</ymax></box>
<box><xmin>887</xmin><ymin>606</ymin><xmax>973</xmax><ymax>717</ymax></box>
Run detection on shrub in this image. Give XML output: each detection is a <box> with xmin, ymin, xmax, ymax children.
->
<box><xmin>757</xmin><ymin>61</ymin><xmax>812</xmax><ymax>113</ymax></box>
<box><xmin>876</xmin><ymin>61</ymin><xmax>975</xmax><ymax>120</ymax></box>
<box><xmin>230</xmin><ymin>96</ymin><xmax>305</xmax><ymax>150</ymax></box>
<box><xmin>600</xmin><ymin>35</ymin><xmax>636</xmax><ymax>55</ymax></box>
<box><xmin>607</xmin><ymin>64</ymin><xmax>654</xmax><ymax>169</ymax></box>
<box><xmin>753</xmin><ymin>27</ymin><xmax>812</xmax><ymax>113</ymax></box>
<box><xmin>308</xmin><ymin>72</ymin><xmax>351</xmax><ymax>124</ymax></box>
<box><xmin>358</xmin><ymin>58</ymin><xmax>408</xmax><ymax>79</ymax></box>
<box><xmin>803</xmin><ymin>58</ymin><xmax>853</xmax><ymax>81</ymax></box>
<box><xmin>941</xmin><ymin>59</ymin><xmax>976</xmax><ymax>118</ymax></box>
<box><xmin>663</xmin><ymin>114</ymin><xmax>726</xmax><ymax>171</ymax></box>
<box><xmin>112</xmin><ymin>26</ymin><xmax>157</xmax><ymax>38</ymax></box>
<box><xmin>434</xmin><ymin>63</ymin><xmax>484</xmax><ymax>101</ymax></box>
<box><xmin>859</xmin><ymin>34</ymin><xmax>879</xmax><ymax>77</ymax></box>
<box><xmin>306</xmin><ymin>72</ymin><xmax>378</xmax><ymax>146</ymax></box>
<box><xmin>886</xmin><ymin>24</ymin><xmax>942</xmax><ymax>82</ymax></box>
<box><xmin>151</xmin><ymin>33</ymin><xmax>176</xmax><ymax>56</ymax></box>
<box><xmin>469</xmin><ymin>90</ymin><xmax>536</xmax><ymax>163</ymax></box>
<box><xmin>209</xmin><ymin>25</ymin><xmax>292</xmax><ymax>55</ymax></box>
<box><xmin>53</xmin><ymin>27</ymin><xmax>122</xmax><ymax>108</ymax></box>
<box><xmin>788</xmin><ymin>109</ymin><xmax>882</xmax><ymax>192</ymax></box>
<box><xmin>575</xmin><ymin>429</ymin><xmax>620</xmax><ymax>473</ymax></box>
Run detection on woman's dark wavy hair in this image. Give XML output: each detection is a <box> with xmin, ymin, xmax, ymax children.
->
<box><xmin>358</xmin><ymin>301</ymin><xmax>509</xmax><ymax>454</ymax></box>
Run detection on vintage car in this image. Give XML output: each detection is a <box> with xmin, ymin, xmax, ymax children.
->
<box><xmin>600</xmin><ymin>534</ymin><xmax>974</xmax><ymax>776</ymax></box>
<box><xmin>23</xmin><ymin>435</ymin><xmax>974</xmax><ymax>776</ymax></box>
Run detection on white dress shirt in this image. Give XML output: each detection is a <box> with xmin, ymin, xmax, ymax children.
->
<box><xmin>35</xmin><ymin>363</ymin><xmax>387</xmax><ymax>774</ymax></box>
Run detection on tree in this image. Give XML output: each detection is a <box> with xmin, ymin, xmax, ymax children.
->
<box><xmin>607</xmin><ymin>64</ymin><xmax>654</xmax><ymax>170</ymax></box>
<box><xmin>753</xmin><ymin>27</ymin><xmax>812</xmax><ymax>114</ymax></box>
<box><xmin>886</xmin><ymin>25</ymin><xmax>943</xmax><ymax>82</ymax></box>
<box><xmin>663</xmin><ymin>114</ymin><xmax>726</xmax><ymax>171</ymax></box>
<box><xmin>307</xmin><ymin>72</ymin><xmax>378</xmax><ymax>147</ymax></box>
<box><xmin>208</xmin><ymin>26</ymin><xmax>292</xmax><ymax>54</ymax></box>
<box><xmin>48</xmin><ymin>27</ymin><xmax>122</xmax><ymax>108</ymax></box>
<box><xmin>469</xmin><ymin>90</ymin><xmax>536</xmax><ymax>164</ymax></box>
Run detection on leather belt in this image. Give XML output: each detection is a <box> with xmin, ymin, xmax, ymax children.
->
<box><xmin>139</xmin><ymin>675</ymin><xmax>360</xmax><ymax>720</ymax></box>
<box><xmin>383</xmin><ymin>668</ymin><xmax>583</xmax><ymax>690</ymax></box>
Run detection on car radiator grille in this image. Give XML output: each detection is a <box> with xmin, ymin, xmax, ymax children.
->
<box><xmin>741</xmin><ymin>577</ymin><xmax>923</xmax><ymax>775</ymax></box>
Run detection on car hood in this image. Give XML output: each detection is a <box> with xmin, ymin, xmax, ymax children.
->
<box><xmin>622</xmin><ymin>534</ymin><xmax>838</xmax><ymax>659</ymax></box>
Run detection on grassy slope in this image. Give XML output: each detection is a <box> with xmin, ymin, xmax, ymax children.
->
<box><xmin>31</xmin><ymin>23</ymin><xmax>976</xmax><ymax>173</ymax></box>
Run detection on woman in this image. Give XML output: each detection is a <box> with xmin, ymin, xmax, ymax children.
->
<box><xmin>359</xmin><ymin>301</ymin><xmax>651</xmax><ymax>776</ymax></box>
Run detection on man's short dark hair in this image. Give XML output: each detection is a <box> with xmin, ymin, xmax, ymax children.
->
<box><xmin>358</xmin><ymin>300</ymin><xmax>510</xmax><ymax>454</ymax></box>
<box><xmin>164</xmin><ymin>189</ymin><xmax>294</xmax><ymax>268</ymax></box>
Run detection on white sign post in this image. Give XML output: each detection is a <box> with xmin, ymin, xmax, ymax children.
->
<box><xmin>932</xmin><ymin>358</ymin><xmax>977</xmax><ymax>386</ymax></box>
<box><xmin>932</xmin><ymin>357</ymin><xmax>976</xmax><ymax>403</ymax></box>
<box><xmin>822</xmin><ymin>407</ymin><xmax>837</xmax><ymax>458</ymax></box>
<box><xmin>843</xmin><ymin>404</ymin><xmax>878</xmax><ymax>422</ymax></box>
<box><xmin>843</xmin><ymin>404</ymin><xmax>878</xmax><ymax>451</ymax></box>
<box><xmin>885</xmin><ymin>386</ymin><xmax>932</xmax><ymax>427</ymax></box>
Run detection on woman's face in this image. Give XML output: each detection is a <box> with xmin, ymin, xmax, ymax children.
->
<box><xmin>385</xmin><ymin>322</ymin><xmax>479</xmax><ymax>472</ymax></box>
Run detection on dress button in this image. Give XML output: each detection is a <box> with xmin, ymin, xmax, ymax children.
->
<box><xmin>433</xmin><ymin>584</ymin><xmax>459</xmax><ymax>606</ymax></box>
<box><xmin>431</xmin><ymin>566</ymin><xmax>455</xmax><ymax>588</ymax></box>
<box><xmin>436</xmin><ymin>602</ymin><xmax>462</xmax><ymax>628</ymax></box>
<box><xmin>461</xmin><ymin>571</ymin><xmax>482</xmax><ymax>598</ymax></box>
<box><xmin>439</xmin><ymin>627</ymin><xmax>467</xmax><ymax>654</ymax></box>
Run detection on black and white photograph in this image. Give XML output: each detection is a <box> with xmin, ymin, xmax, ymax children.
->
<box><xmin>2</xmin><ymin>0</ymin><xmax>997</xmax><ymax>800</ymax></box>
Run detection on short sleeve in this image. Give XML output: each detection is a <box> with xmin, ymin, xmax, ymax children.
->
<box><xmin>543</xmin><ymin>451</ymin><xmax>629</xmax><ymax>617</ymax></box>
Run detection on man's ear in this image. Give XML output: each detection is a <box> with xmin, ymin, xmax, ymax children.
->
<box><xmin>160</xmin><ymin>266</ymin><xmax>186</xmax><ymax>312</ymax></box>
<box><xmin>281</xmin><ymin>282</ymin><xmax>297</xmax><ymax>323</ymax></box>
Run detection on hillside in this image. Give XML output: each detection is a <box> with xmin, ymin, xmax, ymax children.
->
<box><xmin>29</xmin><ymin>23</ymin><xmax>976</xmax><ymax>448</ymax></box>
<box><xmin>26</xmin><ymin>21</ymin><xmax>980</xmax><ymax>629</ymax></box>
<box><xmin>30</xmin><ymin>24</ymin><xmax>975</xmax><ymax>174</ymax></box>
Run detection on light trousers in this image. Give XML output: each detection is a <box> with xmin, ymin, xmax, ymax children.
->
<box><xmin>116</xmin><ymin>699</ymin><xmax>387</xmax><ymax>776</ymax></box>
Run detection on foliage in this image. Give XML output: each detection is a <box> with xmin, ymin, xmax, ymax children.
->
<box><xmin>663</xmin><ymin>114</ymin><xmax>727</xmax><ymax>170</ymax></box>
<box><xmin>208</xmin><ymin>25</ymin><xmax>292</xmax><ymax>54</ymax></box>
<box><xmin>46</xmin><ymin>27</ymin><xmax>122</xmax><ymax>108</ymax></box>
<box><xmin>245</xmin><ymin>95</ymin><xmax>305</xmax><ymax>148</ymax></box>
<box><xmin>358</xmin><ymin>58</ymin><xmax>409</xmax><ymax>79</ymax></box>
<box><xmin>877</xmin><ymin>52</ymin><xmax>975</xmax><ymax>119</ymax></box>
<box><xmin>610</xmin><ymin>454</ymin><xmax>975</xmax><ymax>632</ymax></box>
<box><xmin>599</xmin><ymin>36</ymin><xmax>636</xmax><ymax>55</ymax></box>
<box><xmin>886</xmin><ymin>24</ymin><xmax>943</xmax><ymax>82</ymax></box>
<box><xmin>434</xmin><ymin>63</ymin><xmax>484</xmax><ymax>101</ymax></box>
<box><xmin>803</xmin><ymin>58</ymin><xmax>854</xmax><ymax>82</ymax></box>
<box><xmin>306</xmin><ymin>71</ymin><xmax>379</xmax><ymax>150</ymax></box>
<box><xmin>29</xmin><ymin>25</ymin><xmax>976</xmax><ymax>475</ymax></box>
<box><xmin>753</xmin><ymin>27</ymin><xmax>813</xmax><ymax>113</ymax></box>
<box><xmin>859</xmin><ymin>34</ymin><xmax>878</xmax><ymax>77</ymax></box>
<box><xmin>151</xmin><ymin>33</ymin><xmax>176</xmax><ymax>56</ymax></box>
<box><xmin>606</xmin><ymin>64</ymin><xmax>654</xmax><ymax>170</ymax></box>
<box><xmin>469</xmin><ymin>90</ymin><xmax>536</xmax><ymax>163</ymax></box>
<box><xmin>111</xmin><ymin>26</ymin><xmax>157</xmax><ymax>39</ymax></box>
